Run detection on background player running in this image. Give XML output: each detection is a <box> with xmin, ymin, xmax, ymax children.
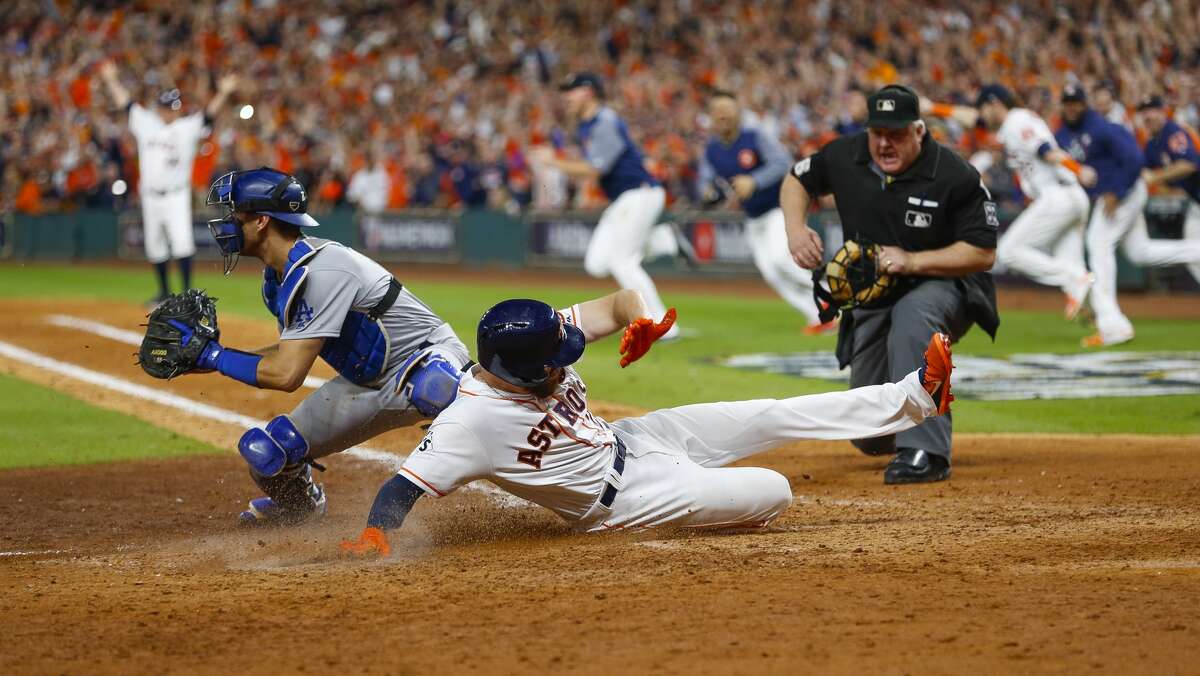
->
<box><xmin>340</xmin><ymin>291</ymin><xmax>954</xmax><ymax>557</ymax></box>
<box><xmin>698</xmin><ymin>89</ymin><xmax>830</xmax><ymax>334</ymax></box>
<box><xmin>98</xmin><ymin>61</ymin><xmax>237</xmax><ymax>305</ymax></box>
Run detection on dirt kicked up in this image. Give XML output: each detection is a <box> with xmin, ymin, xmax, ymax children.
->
<box><xmin>1</xmin><ymin>297</ymin><xmax>1198</xmax><ymax>674</ymax></box>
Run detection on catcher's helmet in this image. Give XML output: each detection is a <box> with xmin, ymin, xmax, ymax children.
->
<box><xmin>477</xmin><ymin>299</ymin><xmax>586</xmax><ymax>388</ymax></box>
<box><xmin>206</xmin><ymin>167</ymin><xmax>318</xmax><ymax>274</ymax></box>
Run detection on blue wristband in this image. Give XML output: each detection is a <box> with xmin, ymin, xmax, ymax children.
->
<box><xmin>196</xmin><ymin>340</ymin><xmax>223</xmax><ymax>371</ymax></box>
<box><xmin>216</xmin><ymin>349</ymin><xmax>262</xmax><ymax>387</ymax></box>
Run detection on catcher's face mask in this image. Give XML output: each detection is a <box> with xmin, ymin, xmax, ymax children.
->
<box><xmin>206</xmin><ymin>172</ymin><xmax>245</xmax><ymax>275</ymax></box>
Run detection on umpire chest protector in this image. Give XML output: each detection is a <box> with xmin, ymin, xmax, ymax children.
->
<box><xmin>262</xmin><ymin>239</ymin><xmax>401</xmax><ymax>386</ymax></box>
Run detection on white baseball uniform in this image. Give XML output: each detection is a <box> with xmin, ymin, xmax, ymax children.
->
<box><xmin>129</xmin><ymin>104</ymin><xmax>206</xmax><ymax>263</ymax></box>
<box><xmin>994</xmin><ymin>108</ymin><xmax>1091</xmax><ymax>294</ymax></box>
<box><xmin>397</xmin><ymin>306</ymin><xmax>940</xmax><ymax>531</ymax></box>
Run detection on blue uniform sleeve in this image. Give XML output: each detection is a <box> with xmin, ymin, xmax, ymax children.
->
<box><xmin>1166</xmin><ymin>128</ymin><xmax>1200</xmax><ymax>163</ymax></box>
<box><xmin>1107</xmin><ymin>124</ymin><xmax>1144</xmax><ymax>199</ymax></box>
<box><xmin>584</xmin><ymin>113</ymin><xmax>627</xmax><ymax>176</ymax></box>
<box><xmin>748</xmin><ymin>129</ymin><xmax>793</xmax><ymax>188</ymax></box>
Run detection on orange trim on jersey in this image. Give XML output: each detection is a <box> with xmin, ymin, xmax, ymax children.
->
<box><xmin>399</xmin><ymin>467</ymin><xmax>446</xmax><ymax>497</ymax></box>
<box><xmin>930</xmin><ymin>102</ymin><xmax>955</xmax><ymax>119</ymax></box>
<box><xmin>1058</xmin><ymin>156</ymin><xmax>1083</xmax><ymax>177</ymax></box>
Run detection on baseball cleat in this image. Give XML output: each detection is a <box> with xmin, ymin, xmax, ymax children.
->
<box><xmin>803</xmin><ymin>320</ymin><xmax>838</xmax><ymax>336</ymax></box>
<box><xmin>1081</xmin><ymin>328</ymin><xmax>1134</xmax><ymax>349</ymax></box>
<box><xmin>1063</xmin><ymin>272</ymin><xmax>1094</xmax><ymax>321</ymax></box>
<box><xmin>339</xmin><ymin>526</ymin><xmax>392</xmax><ymax>558</ymax></box>
<box><xmin>238</xmin><ymin>485</ymin><xmax>327</xmax><ymax>526</ymax></box>
<box><xmin>918</xmin><ymin>332</ymin><xmax>954</xmax><ymax>415</ymax></box>
<box><xmin>884</xmin><ymin>448</ymin><xmax>951</xmax><ymax>484</ymax></box>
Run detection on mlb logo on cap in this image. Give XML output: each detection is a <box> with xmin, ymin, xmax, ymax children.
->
<box><xmin>877</xmin><ymin>99</ymin><xmax>896</xmax><ymax>111</ymax></box>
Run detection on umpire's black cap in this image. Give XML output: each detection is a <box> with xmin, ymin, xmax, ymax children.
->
<box><xmin>1137</xmin><ymin>94</ymin><xmax>1165</xmax><ymax>111</ymax></box>
<box><xmin>559</xmin><ymin>71</ymin><xmax>605</xmax><ymax>99</ymax></box>
<box><xmin>976</xmin><ymin>84</ymin><xmax>1015</xmax><ymax>108</ymax></box>
<box><xmin>865</xmin><ymin>85</ymin><xmax>921</xmax><ymax>129</ymax></box>
<box><xmin>1061</xmin><ymin>83</ymin><xmax>1087</xmax><ymax>104</ymax></box>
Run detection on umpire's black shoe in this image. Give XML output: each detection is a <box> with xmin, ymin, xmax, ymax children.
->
<box><xmin>884</xmin><ymin>448</ymin><xmax>950</xmax><ymax>485</ymax></box>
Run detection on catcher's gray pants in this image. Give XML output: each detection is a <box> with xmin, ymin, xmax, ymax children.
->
<box><xmin>290</xmin><ymin>325</ymin><xmax>471</xmax><ymax>459</ymax></box>
<box><xmin>846</xmin><ymin>279</ymin><xmax>971</xmax><ymax>460</ymax></box>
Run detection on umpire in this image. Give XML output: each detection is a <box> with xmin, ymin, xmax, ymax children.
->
<box><xmin>780</xmin><ymin>84</ymin><xmax>999</xmax><ymax>484</ymax></box>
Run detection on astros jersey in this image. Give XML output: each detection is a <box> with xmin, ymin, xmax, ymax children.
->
<box><xmin>1144</xmin><ymin>118</ymin><xmax>1200</xmax><ymax>204</ymax></box>
<box><xmin>699</xmin><ymin>127</ymin><xmax>793</xmax><ymax>217</ymax></box>
<box><xmin>1054</xmin><ymin>109</ymin><xmax>1143</xmax><ymax>201</ymax></box>
<box><xmin>577</xmin><ymin>107</ymin><xmax>657</xmax><ymax>200</ymax></box>
<box><xmin>128</xmin><ymin>104</ymin><xmax>206</xmax><ymax>192</ymax></box>
<box><xmin>398</xmin><ymin>306</ymin><xmax>622</xmax><ymax>521</ymax></box>
<box><xmin>277</xmin><ymin>238</ymin><xmax>448</xmax><ymax>381</ymax></box>
<box><xmin>996</xmin><ymin>107</ymin><xmax>1077</xmax><ymax>200</ymax></box>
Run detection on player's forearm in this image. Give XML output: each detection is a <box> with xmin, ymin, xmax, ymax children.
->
<box><xmin>907</xmin><ymin>241</ymin><xmax>995</xmax><ymax>276</ymax></box>
<box><xmin>206</xmin><ymin>89</ymin><xmax>232</xmax><ymax>119</ymax></box>
<box><xmin>254</xmin><ymin>350</ymin><xmax>313</xmax><ymax>392</ymax></box>
<box><xmin>1146</xmin><ymin>160</ymin><xmax>1198</xmax><ymax>185</ymax></box>
<box><xmin>924</xmin><ymin>101</ymin><xmax>978</xmax><ymax>128</ymax></box>
<box><xmin>550</xmin><ymin>157</ymin><xmax>601</xmax><ymax>179</ymax></box>
<box><xmin>576</xmin><ymin>289</ymin><xmax>650</xmax><ymax>342</ymax></box>
<box><xmin>101</xmin><ymin>74</ymin><xmax>131</xmax><ymax>109</ymax></box>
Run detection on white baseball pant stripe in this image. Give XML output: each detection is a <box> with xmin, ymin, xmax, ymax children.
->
<box><xmin>746</xmin><ymin>208</ymin><xmax>821</xmax><ymax>324</ymax></box>
<box><xmin>996</xmin><ymin>184</ymin><xmax>1089</xmax><ymax>291</ymax></box>
<box><xmin>140</xmin><ymin>189</ymin><xmax>196</xmax><ymax>264</ymax></box>
<box><xmin>579</xmin><ymin>370</ymin><xmax>937</xmax><ymax>531</ymax></box>
<box><xmin>1087</xmin><ymin>181</ymin><xmax>1200</xmax><ymax>340</ymax></box>
<box><xmin>583</xmin><ymin>186</ymin><xmax>673</xmax><ymax>323</ymax></box>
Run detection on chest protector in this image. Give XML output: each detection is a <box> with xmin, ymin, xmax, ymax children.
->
<box><xmin>262</xmin><ymin>239</ymin><xmax>400</xmax><ymax>386</ymax></box>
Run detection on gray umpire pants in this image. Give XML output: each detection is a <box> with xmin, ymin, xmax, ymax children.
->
<box><xmin>846</xmin><ymin>278</ymin><xmax>972</xmax><ymax>460</ymax></box>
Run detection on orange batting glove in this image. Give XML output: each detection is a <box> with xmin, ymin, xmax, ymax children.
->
<box><xmin>619</xmin><ymin>308</ymin><xmax>677</xmax><ymax>368</ymax></box>
<box><xmin>339</xmin><ymin>526</ymin><xmax>391</xmax><ymax>557</ymax></box>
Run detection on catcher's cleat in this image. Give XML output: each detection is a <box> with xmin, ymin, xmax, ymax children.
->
<box><xmin>1063</xmin><ymin>272</ymin><xmax>1095</xmax><ymax>321</ymax></box>
<box><xmin>884</xmin><ymin>448</ymin><xmax>951</xmax><ymax>485</ymax></box>
<box><xmin>339</xmin><ymin>527</ymin><xmax>391</xmax><ymax>558</ymax></box>
<box><xmin>1081</xmin><ymin>328</ymin><xmax>1134</xmax><ymax>349</ymax></box>
<box><xmin>918</xmin><ymin>332</ymin><xmax>954</xmax><ymax>415</ymax></box>
<box><xmin>802</xmin><ymin>319</ymin><xmax>838</xmax><ymax>336</ymax></box>
<box><xmin>238</xmin><ymin>485</ymin><xmax>327</xmax><ymax>526</ymax></box>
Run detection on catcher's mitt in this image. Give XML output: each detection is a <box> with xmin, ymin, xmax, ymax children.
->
<box><xmin>812</xmin><ymin>240</ymin><xmax>897</xmax><ymax>321</ymax></box>
<box><xmin>138</xmin><ymin>289</ymin><xmax>220</xmax><ymax>379</ymax></box>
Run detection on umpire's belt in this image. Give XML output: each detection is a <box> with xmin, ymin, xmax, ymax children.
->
<box><xmin>598</xmin><ymin>436</ymin><xmax>628</xmax><ymax>509</ymax></box>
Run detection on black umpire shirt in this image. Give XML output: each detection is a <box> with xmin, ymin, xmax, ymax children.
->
<box><xmin>793</xmin><ymin>131</ymin><xmax>1000</xmax><ymax>352</ymax></box>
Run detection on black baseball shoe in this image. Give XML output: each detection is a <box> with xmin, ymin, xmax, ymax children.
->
<box><xmin>884</xmin><ymin>448</ymin><xmax>950</xmax><ymax>485</ymax></box>
<box><xmin>668</xmin><ymin>222</ymin><xmax>701</xmax><ymax>268</ymax></box>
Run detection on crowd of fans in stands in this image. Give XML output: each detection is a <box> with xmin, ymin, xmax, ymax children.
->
<box><xmin>4</xmin><ymin>0</ymin><xmax>1199</xmax><ymax>216</ymax></box>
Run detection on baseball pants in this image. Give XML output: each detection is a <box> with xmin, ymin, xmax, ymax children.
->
<box><xmin>1087</xmin><ymin>181</ymin><xmax>1200</xmax><ymax>341</ymax></box>
<box><xmin>577</xmin><ymin>369</ymin><xmax>939</xmax><ymax>531</ymax></box>
<box><xmin>746</xmin><ymin>208</ymin><xmax>821</xmax><ymax>325</ymax></box>
<box><xmin>140</xmin><ymin>188</ymin><xmax>196</xmax><ymax>264</ymax></box>
<box><xmin>583</xmin><ymin>185</ymin><xmax>675</xmax><ymax>324</ymax></box>
<box><xmin>996</xmin><ymin>183</ymin><xmax>1090</xmax><ymax>291</ymax></box>
<box><xmin>289</xmin><ymin>324</ymin><xmax>470</xmax><ymax>459</ymax></box>
<box><xmin>845</xmin><ymin>279</ymin><xmax>972</xmax><ymax>460</ymax></box>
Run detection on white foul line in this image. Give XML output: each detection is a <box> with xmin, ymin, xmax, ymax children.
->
<box><xmin>45</xmin><ymin>314</ymin><xmax>328</xmax><ymax>389</ymax></box>
<box><xmin>0</xmin><ymin>339</ymin><xmax>397</xmax><ymax>469</ymax></box>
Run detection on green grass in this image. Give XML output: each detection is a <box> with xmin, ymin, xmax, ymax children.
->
<box><xmin>0</xmin><ymin>373</ymin><xmax>223</xmax><ymax>469</ymax></box>
<box><xmin>2</xmin><ymin>262</ymin><xmax>1198</xmax><ymax>442</ymax></box>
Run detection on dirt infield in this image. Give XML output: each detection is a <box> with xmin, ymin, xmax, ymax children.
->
<box><xmin>2</xmin><ymin>296</ymin><xmax>1199</xmax><ymax>674</ymax></box>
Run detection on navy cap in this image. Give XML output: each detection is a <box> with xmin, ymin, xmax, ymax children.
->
<box><xmin>865</xmin><ymin>84</ymin><xmax>921</xmax><ymax>129</ymax></box>
<box><xmin>559</xmin><ymin>71</ymin><xmax>605</xmax><ymax>98</ymax></box>
<box><xmin>1061</xmin><ymin>84</ymin><xmax>1086</xmax><ymax>103</ymax></box>
<box><xmin>1137</xmin><ymin>95</ymin><xmax>1165</xmax><ymax>111</ymax></box>
<box><xmin>158</xmin><ymin>88</ymin><xmax>182</xmax><ymax>111</ymax></box>
<box><xmin>976</xmin><ymin>84</ymin><xmax>1015</xmax><ymax>108</ymax></box>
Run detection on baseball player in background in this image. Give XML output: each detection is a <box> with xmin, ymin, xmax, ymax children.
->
<box><xmin>698</xmin><ymin>90</ymin><xmax>831</xmax><ymax>334</ymax></box>
<box><xmin>98</xmin><ymin>62</ymin><xmax>237</xmax><ymax>304</ymax></box>
<box><xmin>181</xmin><ymin>168</ymin><xmax>469</xmax><ymax>525</ymax></box>
<box><xmin>530</xmin><ymin>72</ymin><xmax>684</xmax><ymax>339</ymax></box>
<box><xmin>1056</xmin><ymin>86</ymin><xmax>1200</xmax><ymax>347</ymax></box>
<box><xmin>1139</xmin><ymin>95</ymin><xmax>1200</xmax><ymax>288</ymax></box>
<box><xmin>926</xmin><ymin>86</ymin><xmax>1095</xmax><ymax>321</ymax></box>
<box><xmin>340</xmin><ymin>290</ymin><xmax>954</xmax><ymax>557</ymax></box>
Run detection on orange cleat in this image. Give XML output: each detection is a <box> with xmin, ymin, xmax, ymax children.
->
<box><xmin>803</xmin><ymin>320</ymin><xmax>838</xmax><ymax>336</ymax></box>
<box><xmin>1063</xmin><ymin>273</ymin><xmax>1094</xmax><ymax>321</ymax></box>
<box><xmin>919</xmin><ymin>332</ymin><xmax>954</xmax><ymax>415</ymax></box>
<box><xmin>1081</xmin><ymin>329</ymin><xmax>1134</xmax><ymax>349</ymax></box>
<box><xmin>339</xmin><ymin>527</ymin><xmax>391</xmax><ymax>558</ymax></box>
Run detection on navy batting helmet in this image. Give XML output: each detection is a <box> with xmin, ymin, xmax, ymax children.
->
<box><xmin>477</xmin><ymin>299</ymin><xmax>586</xmax><ymax>388</ymax></box>
<box><xmin>206</xmin><ymin>167</ymin><xmax>318</xmax><ymax>273</ymax></box>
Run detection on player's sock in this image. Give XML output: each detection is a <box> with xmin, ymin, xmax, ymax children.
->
<box><xmin>366</xmin><ymin>474</ymin><xmax>425</xmax><ymax>530</ymax></box>
<box><xmin>153</xmin><ymin>262</ymin><xmax>170</xmax><ymax>298</ymax></box>
<box><xmin>178</xmin><ymin>256</ymin><xmax>194</xmax><ymax>290</ymax></box>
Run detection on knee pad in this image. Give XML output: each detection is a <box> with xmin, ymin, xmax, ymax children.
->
<box><xmin>238</xmin><ymin>415</ymin><xmax>310</xmax><ymax>478</ymax></box>
<box><xmin>397</xmin><ymin>351</ymin><xmax>462</xmax><ymax>417</ymax></box>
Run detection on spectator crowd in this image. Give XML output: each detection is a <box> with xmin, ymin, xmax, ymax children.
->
<box><xmin>4</xmin><ymin>0</ymin><xmax>1200</xmax><ymax>217</ymax></box>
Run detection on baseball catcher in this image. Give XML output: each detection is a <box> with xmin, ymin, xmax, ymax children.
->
<box><xmin>138</xmin><ymin>289</ymin><xmax>221</xmax><ymax>380</ymax></box>
<box><xmin>812</xmin><ymin>239</ymin><xmax>897</xmax><ymax>323</ymax></box>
